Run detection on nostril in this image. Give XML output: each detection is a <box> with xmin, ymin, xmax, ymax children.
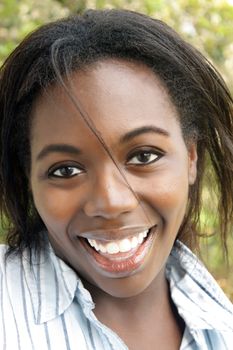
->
<box><xmin>83</xmin><ymin>189</ymin><xmax>138</xmax><ymax>218</ymax></box>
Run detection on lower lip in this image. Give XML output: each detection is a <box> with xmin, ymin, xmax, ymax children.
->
<box><xmin>80</xmin><ymin>227</ymin><xmax>157</xmax><ymax>276</ymax></box>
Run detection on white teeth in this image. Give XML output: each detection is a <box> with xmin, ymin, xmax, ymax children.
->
<box><xmin>99</xmin><ymin>244</ymin><xmax>107</xmax><ymax>253</ymax></box>
<box><xmin>106</xmin><ymin>242</ymin><xmax>119</xmax><ymax>254</ymax></box>
<box><xmin>93</xmin><ymin>241</ymin><xmax>99</xmax><ymax>251</ymax></box>
<box><xmin>87</xmin><ymin>229</ymin><xmax>149</xmax><ymax>255</ymax></box>
<box><xmin>119</xmin><ymin>239</ymin><xmax>131</xmax><ymax>253</ymax></box>
<box><xmin>131</xmin><ymin>236</ymin><xmax>138</xmax><ymax>248</ymax></box>
<box><xmin>89</xmin><ymin>239</ymin><xmax>95</xmax><ymax>247</ymax></box>
<box><xmin>138</xmin><ymin>233</ymin><xmax>144</xmax><ymax>244</ymax></box>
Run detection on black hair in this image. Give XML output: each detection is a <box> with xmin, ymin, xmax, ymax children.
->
<box><xmin>0</xmin><ymin>9</ymin><xmax>232</xmax><ymax>257</ymax></box>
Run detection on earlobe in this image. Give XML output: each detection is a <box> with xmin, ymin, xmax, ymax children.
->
<box><xmin>188</xmin><ymin>143</ymin><xmax>198</xmax><ymax>185</ymax></box>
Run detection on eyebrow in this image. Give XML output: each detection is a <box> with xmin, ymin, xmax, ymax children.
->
<box><xmin>36</xmin><ymin>144</ymin><xmax>81</xmax><ymax>161</ymax></box>
<box><xmin>36</xmin><ymin>126</ymin><xmax>169</xmax><ymax>161</ymax></box>
<box><xmin>120</xmin><ymin>125</ymin><xmax>170</xmax><ymax>143</ymax></box>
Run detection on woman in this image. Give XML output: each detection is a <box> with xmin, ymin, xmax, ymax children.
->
<box><xmin>0</xmin><ymin>9</ymin><xmax>233</xmax><ymax>350</ymax></box>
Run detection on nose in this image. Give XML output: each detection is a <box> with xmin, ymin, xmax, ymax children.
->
<box><xmin>83</xmin><ymin>168</ymin><xmax>139</xmax><ymax>219</ymax></box>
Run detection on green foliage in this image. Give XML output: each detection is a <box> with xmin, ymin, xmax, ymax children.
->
<box><xmin>0</xmin><ymin>0</ymin><xmax>69</xmax><ymax>65</ymax></box>
<box><xmin>1</xmin><ymin>0</ymin><xmax>232</xmax><ymax>87</ymax></box>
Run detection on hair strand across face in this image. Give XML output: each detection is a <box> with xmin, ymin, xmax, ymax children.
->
<box><xmin>0</xmin><ymin>9</ymin><xmax>233</xmax><ymax>259</ymax></box>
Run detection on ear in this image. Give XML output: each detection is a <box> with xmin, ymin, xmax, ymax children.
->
<box><xmin>188</xmin><ymin>143</ymin><xmax>197</xmax><ymax>185</ymax></box>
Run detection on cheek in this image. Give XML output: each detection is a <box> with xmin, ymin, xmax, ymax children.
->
<box><xmin>138</xmin><ymin>169</ymin><xmax>189</xmax><ymax>220</ymax></box>
<box><xmin>136</xmin><ymin>173</ymin><xmax>189</xmax><ymax>239</ymax></box>
<box><xmin>31</xmin><ymin>185</ymin><xmax>81</xmax><ymax>232</ymax></box>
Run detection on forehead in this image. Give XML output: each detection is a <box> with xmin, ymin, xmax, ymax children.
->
<box><xmin>30</xmin><ymin>59</ymin><xmax>180</xmax><ymax>146</ymax></box>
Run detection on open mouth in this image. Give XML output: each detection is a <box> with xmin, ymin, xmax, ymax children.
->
<box><xmin>86</xmin><ymin>228</ymin><xmax>149</xmax><ymax>255</ymax></box>
<box><xmin>80</xmin><ymin>226</ymin><xmax>156</xmax><ymax>275</ymax></box>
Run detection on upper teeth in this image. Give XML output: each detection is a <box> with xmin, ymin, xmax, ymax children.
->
<box><xmin>87</xmin><ymin>230</ymin><xmax>149</xmax><ymax>255</ymax></box>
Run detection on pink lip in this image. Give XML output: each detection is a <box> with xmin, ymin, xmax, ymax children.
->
<box><xmin>80</xmin><ymin>227</ymin><xmax>157</xmax><ymax>277</ymax></box>
<box><xmin>78</xmin><ymin>226</ymin><xmax>152</xmax><ymax>241</ymax></box>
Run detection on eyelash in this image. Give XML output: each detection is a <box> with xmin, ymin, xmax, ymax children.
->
<box><xmin>48</xmin><ymin>149</ymin><xmax>164</xmax><ymax>179</ymax></box>
<box><xmin>126</xmin><ymin>149</ymin><xmax>163</xmax><ymax>166</ymax></box>
<box><xmin>48</xmin><ymin>164</ymin><xmax>84</xmax><ymax>178</ymax></box>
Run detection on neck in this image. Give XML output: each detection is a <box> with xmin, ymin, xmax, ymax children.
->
<box><xmin>83</xmin><ymin>267</ymin><xmax>178</xmax><ymax>325</ymax></box>
<box><xmin>83</xmin><ymin>268</ymin><xmax>184</xmax><ymax>349</ymax></box>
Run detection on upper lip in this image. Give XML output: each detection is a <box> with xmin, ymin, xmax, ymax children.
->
<box><xmin>77</xmin><ymin>225</ymin><xmax>155</xmax><ymax>241</ymax></box>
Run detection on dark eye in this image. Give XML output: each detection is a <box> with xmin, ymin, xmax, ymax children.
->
<box><xmin>127</xmin><ymin>151</ymin><xmax>160</xmax><ymax>165</ymax></box>
<box><xmin>49</xmin><ymin>166</ymin><xmax>82</xmax><ymax>178</ymax></box>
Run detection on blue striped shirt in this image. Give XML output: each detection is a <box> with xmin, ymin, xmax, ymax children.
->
<box><xmin>0</xmin><ymin>240</ymin><xmax>232</xmax><ymax>349</ymax></box>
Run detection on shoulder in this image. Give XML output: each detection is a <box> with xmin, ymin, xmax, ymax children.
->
<box><xmin>167</xmin><ymin>241</ymin><xmax>233</xmax><ymax>334</ymax></box>
<box><xmin>0</xmin><ymin>243</ymin><xmax>8</xmax><ymax>257</ymax></box>
<box><xmin>0</xmin><ymin>244</ymin><xmax>89</xmax><ymax>349</ymax></box>
<box><xmin>193</xmin><ymin>328</ymin><xmax>233</xmax><ymax>349</ymax></box>
<box><xmin>0</xmin><ymin>244</ymin><xmax>9</xmax><ymax>274</ymax></box>
<box><xmin>0</xmin><ymin>244</ymin><xmax>22</xmax><ymax>273</ymax></box>
<box><xmin>0</xmin><ymin>244</ymin><xmax>24</xmax><ymax>297</ymax></box>
<box><xmin>182</xmin><ymin>326</ymin><xmax>233</xmax><ymax>349</ymax></box>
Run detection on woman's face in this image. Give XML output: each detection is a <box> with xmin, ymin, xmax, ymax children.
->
<box><xmin>30</xmin><ymin>59</ymin><xmax>197</xmax><ymax>298</ymax></box>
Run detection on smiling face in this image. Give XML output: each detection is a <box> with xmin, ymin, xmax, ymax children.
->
<box><xmin>30</xmin><ymin>59</ymin><xmax>197</xmax><ymax>298</ymax></box>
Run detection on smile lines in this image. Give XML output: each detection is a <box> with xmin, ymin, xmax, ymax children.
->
<box><xmin>87</xmin><ymin>229</ymin><xmax>149</xmax><ymax>255</ymax></box>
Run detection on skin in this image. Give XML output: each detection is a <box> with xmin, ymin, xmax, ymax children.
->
<box><xmin>30</xmin><ymin>59</ymin><xmax>197</xmax><ymax>349</ymax></box>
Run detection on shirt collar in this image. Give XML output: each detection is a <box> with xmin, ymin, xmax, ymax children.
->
<box><xmin>23</xmin><ymin>239</ymin><xmax>233</xmax><ymax>329</ymax></box>
<box><xmin>166</xmin><ymin>240</ymin><xmax>233</xmax><ymax>332</ymax></box>
<box><xmin>22</xmin><ymin>243</ymin><xmax>94</xmax><ymax>324</ymax></box>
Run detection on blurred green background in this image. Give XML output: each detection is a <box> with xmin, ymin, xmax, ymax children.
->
<box><xmin>0</xmin><ymin>0</ymin><xmax>233</xmax><ymax>300</ymax></box>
